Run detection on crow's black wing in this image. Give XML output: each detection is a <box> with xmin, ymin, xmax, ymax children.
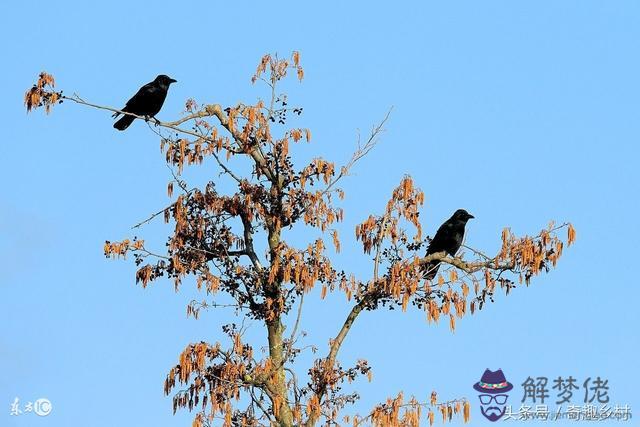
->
<box><xmin>112</xmin><ymin>81</ymin><xmax>158</xmax><ymax>119</ymax></box>
<box><xmin>427</xmin><ymin>221</ymin><xmax>456</xmax><ymax>256</ymax></box>
<box><xmin>112</xmin><ymin>77</ymin><xmax>173</xmax><ymax>131</ymax></box>
<box><xmin>424</xmin><ymin>220</ymin><xmax>462</xmax><ymax>280</ymax></box>
<box><xmin>113</xmin><ymin>81</ymin><xmax>167</xmax><ymax>130</ymax></box>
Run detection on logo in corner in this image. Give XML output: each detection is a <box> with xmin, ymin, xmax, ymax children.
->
<box><xmin>473</xmin><ymin>368</ymin><xmax>513</xmax><ymax>422</ymax></box>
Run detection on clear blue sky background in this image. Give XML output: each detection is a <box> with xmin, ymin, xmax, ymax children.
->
<box><xmin>2</xmin><ymin>1</ymin><xmax>639</xmax><ymax>426</ymax></box>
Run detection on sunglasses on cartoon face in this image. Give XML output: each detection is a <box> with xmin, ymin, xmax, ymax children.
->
<box><xmin>478</xmin><ymin>394</ymin><xmax>508</xmax><ymax>405</ymax></box>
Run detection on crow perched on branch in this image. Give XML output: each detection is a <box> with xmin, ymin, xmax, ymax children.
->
<box><xmin>423</xmin><ymin>209</ymin><xmax>474</xmax><ymax>280</ymax></box>
<box><xmin>112</xmin><ymin>75</ymin><xmax>177</xmax><ymax>131</ymax></box>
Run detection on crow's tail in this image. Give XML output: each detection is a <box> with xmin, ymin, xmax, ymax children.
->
<box><xmin>423</xmin><ymin>261</ymin><xmax>441</xmax><ymax>281</ymax></box>
<box><xmin>114</xmin><ymin>115</ymin><xmax>135</xmax><ymax>131</ymax></box>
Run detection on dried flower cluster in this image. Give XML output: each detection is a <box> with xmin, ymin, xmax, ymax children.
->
<box><xmin>24</xmin><ymin>72</ymin><xmax>62</xmax><ymax>113</ymax></box>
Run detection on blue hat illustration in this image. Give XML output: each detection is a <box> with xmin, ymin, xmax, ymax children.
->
<box><xmin>473</xmin><ymin>369</ymin><xmax>513</xmax><ymax>394</ymax></box>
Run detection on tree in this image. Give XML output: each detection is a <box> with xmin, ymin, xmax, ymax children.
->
<box><xmin>25</xmin><ymin>52</ymin><xmax>575</xmax><ymax>427</ymax></box>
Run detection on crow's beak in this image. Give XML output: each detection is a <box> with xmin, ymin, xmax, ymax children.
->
<box><xmin>467</xmin><ymin>213</ymin><xmax>475</xmax><ymax>219</ymax></box>
<box><xmin>169</xmin><ymin>78</ymin><xmax>177</xmax><ymax>84</ymax></box>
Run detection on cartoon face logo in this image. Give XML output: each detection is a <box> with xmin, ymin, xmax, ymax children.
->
<box><xmin>473</xmin><ymin>369</ymin><xmax>513</xmax><ymax>422</ymax></box>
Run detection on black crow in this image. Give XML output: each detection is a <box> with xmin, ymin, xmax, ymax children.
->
<box><xmin>112</xmin><ymin>75</ymin><xmax>177</xmax><ymax>131</ymax></box>
<box><xmin>423</xmin><ymin>209</ymin><xmax>474</xmax><ymax>280</ymax></box>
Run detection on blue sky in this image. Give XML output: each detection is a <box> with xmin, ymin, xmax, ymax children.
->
<box><xmin>2</xmin><ymin>1</ymin><xmax>639</xmax><ymax>426</ymax></box>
